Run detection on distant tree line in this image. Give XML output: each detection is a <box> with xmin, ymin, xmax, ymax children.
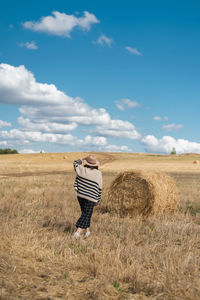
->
<box><xmin>0</xmin><ymin>148</ymin><xmax>19</xmax><ymax>154</ymax></box>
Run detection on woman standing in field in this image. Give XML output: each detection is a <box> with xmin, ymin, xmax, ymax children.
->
<box><xmin>73</xmin><ymin>155</ymin><xmax>102</xmax><ymax>239</ymax></box>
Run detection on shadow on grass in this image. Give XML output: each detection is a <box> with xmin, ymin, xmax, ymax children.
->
<box><xmin>42</xmin><ymin>218</ymin><xmax>74</xmax><ymax>233</ymax></box>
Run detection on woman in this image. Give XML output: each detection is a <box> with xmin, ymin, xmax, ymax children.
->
<box><xmin>73</xmin><ymin>155</ymin><xmax>102</xmax><ymax>238</ymax></box>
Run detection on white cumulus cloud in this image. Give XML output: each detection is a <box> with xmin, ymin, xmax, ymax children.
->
<box><xmin>19</xmin><ymin>149</ymin><xmax>45</xmax><ymax>154</ymax></box>
<box><xmin>0</xmin><ymin>120</ymin><xmax>11</xmax><ymax>128</ymax></box>
<box><xmin>0</xmin><ymin>129</ymin><xmax>102</xmax><ymax>146</ymax></box>
<box><xmin>96</xmin><ymin>119</ymin><xmax>141</xmax><ymax>140</ymax></box>
<box><xmin>103</xmin><ymin>144</ymin><xmax>131</xmax><ymax>152</ymax></box>
<box><xmin>94</xmin><ymin>34</ymin><xmax>113</xmax><ymax>46</ymax></box>
<box><xmin>115</xmin><ymin>98</ymin><xmax>140</xmax><ymax>111</ymax></box>
<box><xmin>162</xmin><ymin>124</ymin><xmax>184</xmax><ymax>131</ymax></box>
<box><xmin>141</xmin><ymin>135</ymin><xmax>200</xmax><ymax>154</ymax></box>
<box><xmin>96</xmin><ymin>128</ymin><xmax>140</xmax><ymax>140</ymax></box>
<box><xmin>0</xmin><ymin>141</ymin><xmax>8</xmax><ymax>146</ymax></box>
<box><xmin>125</xmin><ymin>46</ymin><xmax>142</xmax><ymax>56</ymax></box>
<box><xmin>0</xmin><ymin>63</ymin><xmax>74</xmax><ymax>106</ymax></box>
<box><xmin>0</xmin><ymin>63</ymin><xmax>140</xmax><ymax>134</ymax></box>
<box><xmin>0</xmin><ymin>63</ymin><xmax>141</xmax><ymax>152</ymax></box>
<box><xmin>18</xmin><ymin>117</ymin><xmax>77</xmax><ymax>133</ymax></box>
<box><xmin>19</xmin><ymin>41</ymin><xmax>38</xmax><ymax>50</ymax></box>
<box><xmin>1</xmin><ymin>62</ymin><xmax>197</xmax><ymax>154</ymax></box>
<box><xmin>22</xmin><ymin>11</ymin><xmax>99</xmax><ymax>37</ymax></box>
<box><xmin>153</xmin><ymin>116</ymin><xmax>168</xmax><ymax>121</ymax></box>
<box><xmin>0</xmin><ymin>63</ymin><xmax>110</xmax><ymax>126</ymax></box>
<box><xmin>0</xmin><ymin>128</ymin><xmax>130</xmax><ymax>152</ymax></box>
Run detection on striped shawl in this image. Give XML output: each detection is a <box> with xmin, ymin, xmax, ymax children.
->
<box><xmin>73</xmin><ymin>159</ymin><xmax>102</xmax><ymax>204</ymax></box>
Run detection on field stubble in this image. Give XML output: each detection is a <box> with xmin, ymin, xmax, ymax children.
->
<box><xmin>0</xmin><ymin>154</ymin><xmax>200</xmax><ymax>299</ymax></box>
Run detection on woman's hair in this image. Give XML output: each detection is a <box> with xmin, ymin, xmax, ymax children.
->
<box><xmin>84</xmin><ymin>164</ymin><xmax>98</xmax><ymax>170</ymax></box>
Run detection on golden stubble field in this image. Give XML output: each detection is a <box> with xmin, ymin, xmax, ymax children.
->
<box><xmin>0</xmin><ymin>152</ymin><xmax>200</xmax><ymax>300</ymax></box>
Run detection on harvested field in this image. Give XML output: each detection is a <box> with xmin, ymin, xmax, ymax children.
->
<box><xmin>0</xmin><ymin>153</ymin><xmax>200</xmax><ymax>299</ymax></box>
<box><xmin>1</xmin><ymin>152</ymin><xmax>200</xmax><ymax>176</ymax></box>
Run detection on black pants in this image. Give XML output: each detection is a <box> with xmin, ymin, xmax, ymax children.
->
<box><xmin>76</xmin><ymin>197</ymin><xmax>95</xmax><ymax>229</ymax></box>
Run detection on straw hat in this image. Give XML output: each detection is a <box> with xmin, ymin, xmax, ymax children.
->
<box><xmin>83</xmin><ymin>155</ymin><xmax>100</xmax><ymax>167</ymax></box>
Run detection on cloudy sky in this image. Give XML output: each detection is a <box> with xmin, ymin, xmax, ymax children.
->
<box><xmin>0</xmin><ymin>0</ymin><xmax>200</xmax><ymax>154</ymax></box>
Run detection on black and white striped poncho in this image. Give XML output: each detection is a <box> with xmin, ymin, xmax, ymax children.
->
<box><xmin>73</xmin><ymin>159</ymin><xmax>102</xmax><ymax>204</ymax></box>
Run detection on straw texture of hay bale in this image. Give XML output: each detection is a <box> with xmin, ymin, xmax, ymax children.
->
<box><xmin>193</xmin><ymin>160</ymin><xmax>199</xmax><ymax>164</ymax></box>
<box><xmin>108</xmin><ymin>170</ymin><xmax>179</xmax><ymax>217</ymax></box>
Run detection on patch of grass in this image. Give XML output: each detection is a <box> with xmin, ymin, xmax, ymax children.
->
<box><xmin>61</xmin><ymin>270</ymin><xmax>69</xmax><ymax>279</ymax></box>
<box><xmin>113</xmin><ymin>282</ymin><xmax>120</xmax><ymax>289</ymax></box>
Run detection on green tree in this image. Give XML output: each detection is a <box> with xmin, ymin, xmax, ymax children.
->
<box><xmin>0</xmin><ymin>148</ymin><xmax>19</xmax><ymax>154</ymax></box>
<box><xmin>170</xmin><ymin>147</ymin><xmax>176</xmax><ymax>155</ymax></box>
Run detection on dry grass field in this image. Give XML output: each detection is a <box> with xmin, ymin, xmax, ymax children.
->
<box><xmin>0</xmin><ymin>153</ymin><xmax>200</xmax><ymax>299</ymax></box>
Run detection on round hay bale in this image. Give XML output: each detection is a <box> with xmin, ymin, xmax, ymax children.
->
<box><xmin>50</xmin><ymin>155</ymin><xmax>54</xmax><ymax>159</ymax></box>
<box><xmin>193</xmin><ymin>160</ymin><xmax>199</xmax><ymax>164</ymax></box>
<box><xmin>107</xmin><ymin>170</ymin><xmax>179</xmax><ymax>217</ymax></box>
<box><xmin>63</xmin><ymin>156</ymin><xmax>68</xmax><ymax>159</ymax></box>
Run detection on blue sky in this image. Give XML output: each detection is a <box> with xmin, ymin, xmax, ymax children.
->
<box><xmin>0</xmin><ymin>0</ymin><xmax>200</xmax><ymax>153</ymax></box>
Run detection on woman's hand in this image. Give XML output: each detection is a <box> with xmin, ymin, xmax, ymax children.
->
<box><xmin>82</xmin><ymin>156</ymin><xmax>88</xmax><ymax>161</ymax></box>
